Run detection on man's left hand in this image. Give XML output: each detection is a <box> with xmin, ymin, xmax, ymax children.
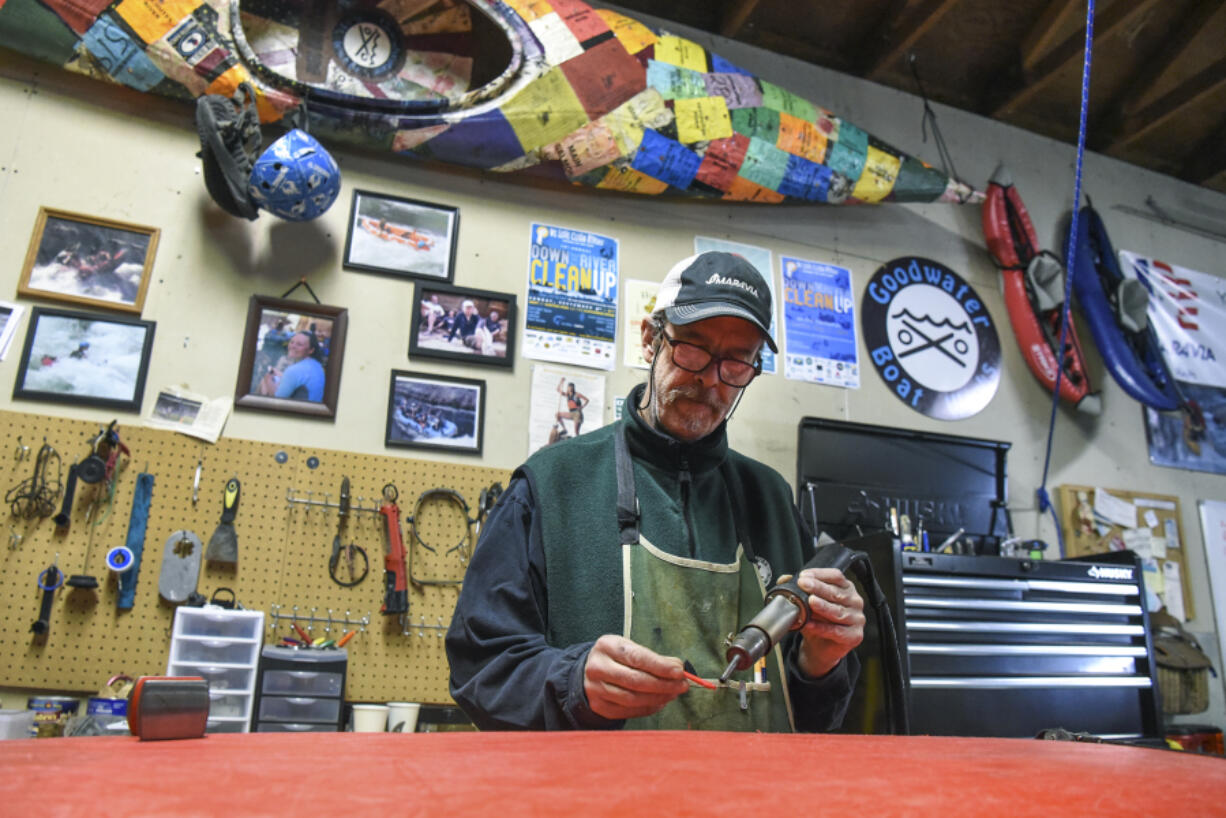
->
<box><xmin>794</xmin><ymin>567</ymin><xmax>865</xmax><ymax>679</ymax></box>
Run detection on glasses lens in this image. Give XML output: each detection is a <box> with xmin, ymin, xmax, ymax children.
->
<box><xmin>670</xmin><ymin>340</ymin><xmax>712</xmax><ymax>372</ymax></box>
<box><xmin>719</xmin><ymin>360</ymin><xmax>756</xmax><ymax>387</ymax></box>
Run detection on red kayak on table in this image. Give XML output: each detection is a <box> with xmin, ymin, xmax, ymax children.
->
<box><xmin>982</xmin><ymin>166</ymin><xmax>1100</xmax><ymax>414</ymax></box>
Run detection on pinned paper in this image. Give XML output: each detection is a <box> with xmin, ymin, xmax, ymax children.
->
<box><xmin>1094</xmin><ymin>488</ymin><xmax>1137</xmax><ymax>529</ymax></box>
<box><xmin>1164</xmin><ymin>517</ymin><xmax>1181</xmax><ymax>549</ymax></box>
<box><xmin>1142</xmin><ymin>559</ymin><xmax>1163</xmax><ymax>614</ymax></box>
<box><xmin>1163</xmin><ymin>561</ymin><xmax>1186</xmax><ymax>621</ymax></box>
<box><xmin>1144</xmin><ymin>510</ymin><xmax>1160</xmax><ymax>529</ymax></box>
<box><xmin>1150</xmin><ymin>535</ymin><xmax>1168</xmax><ymax>559</ymax></box>
<box><xmin>1122</xmin><ymin>527</ymin><xmax>1153</xmax><ymax>559</ymax></box>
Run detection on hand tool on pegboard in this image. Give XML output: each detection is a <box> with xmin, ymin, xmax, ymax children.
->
<box><xmin>110</xmin><ymin>471</ymin><xmax>154</xmax><ymax>610</ymax></box>
<box><xmin>205</xmin><ymin>477</ymin><xmax>240</xmax><ymax>565</ymax></box>
<box><xmin>379</xmin><ymin>483</ymin><xmax>408</xmax><ymax>617</ymax></box>
<box><xmin>329</xmin><ymin>476</ymin><xmax>369</xmax><ymax>587</ymax></box>
<box><xmin>31</xmin><ymin>556</ymin><xmax>63</xmax><ymax>637</ymax></box>
<box><xmin>158</xmin><ymin>530</ymin><xmax>203</xmax><ymax>604</ymax></box>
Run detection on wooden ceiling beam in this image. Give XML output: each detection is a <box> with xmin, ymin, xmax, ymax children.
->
<box><xmin>990</xmin><ymin>0</ymin><xmax>1164</xmax><ymax>119</ymax></box>
<box><xmin>1102</xmin><ymin>55</ymin><xmax>1226</xmax><ymax>152</ymax></box>
<box><xmin>1180</xmin><ymin>114</ymin><xmax>1226</xmax><ymax>187</ymax></box>
<box><xmin>863</xmin><ymin>0</ymin><xmax>963</xmax><ymax>81</ymax></box>
<box><xmin>720</xmin><ymin>0</ymin><xmax>764</xmax><ymax>38</ymax></box>
<box><xmin>1020</xmin><ymin>0</ymin><xmax>1080</xmax><ymax>72</ymax></box>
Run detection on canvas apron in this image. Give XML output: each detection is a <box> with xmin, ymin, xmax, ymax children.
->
<box><xmin>613</xmin><ymin>426</ymin><xmax>794</xmax><ymax>732</ymax></box>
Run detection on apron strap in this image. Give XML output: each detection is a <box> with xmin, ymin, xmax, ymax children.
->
<box><xmin>718</xmin><ymin>461</ymin><xmax>756</xmax><ymax>564</ymax></box>
<box><xmin>614</xmin><ymin>423</ymin><xmax>640</xmax><ymax>545</ymax></box>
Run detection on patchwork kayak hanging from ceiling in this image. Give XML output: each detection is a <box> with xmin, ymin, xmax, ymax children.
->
<box><xmin>0</xmin><ymin>0</ymin><xmax>982</xmax><ymax>206</ymax></box>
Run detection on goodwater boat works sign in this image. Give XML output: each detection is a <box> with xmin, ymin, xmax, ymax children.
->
<box><xmin>861</xmin><ymin>256</ymin><xmax>1000</xmax><ymax>420</ymax></box>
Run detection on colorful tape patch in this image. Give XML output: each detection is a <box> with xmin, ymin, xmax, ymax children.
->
<box><xmin>724</xmin><ymin>175</ymin><xmax>784</xmax><ymax>203</ymax></box>
<box><xmin>760</xmin><ymin>80</ymin><xmax>817</xmax><ymax>123</ymax></box>
<box><xmin>597</xmin><ymin>164</ymin><xmax>669</xmax><ymax>194</ymax></box>
<box><xmin>851</xmin><ymin>144</ymin><xmax>901</xmax><ymax>203</ymax></box>
<box><xmin>422</xmin><ymin>109</ymin><xmax>527</xmax><ymax>169</ymax></box>
<box><xmin>777</xmin><ymin>111</ymin><xmax>828</xmax><ymax>165</ymax></box>
<box><xmin>502</xmin><ymin>0</ymin><xmax>554</xmax><ymax>22</ymax></box>
<box><xmin>710</xmin><ymin>53</ymin><xmax>752</xmax><ymax>76</ymax></box>
<box><xmin>502</xmin><ymin>66</ymin><xmax>591</xmax><ymax>153</ymax></box>
<box><xmin>114</xmin><ymin>0</ymin><xmax>197</xmax><ymax>45</ymax></box>
<box><xmin>695</xmin><ymin>133</ymin><xmax>750</xmax><ymax>192</ymax></box>
<box><xmin>653</xmin><ymin>34</ymin><xmax>706</xmax><ymax>72</ymax></box>
<box><xmin>730</xmin><ymin>107</ymin><xmax>780</xmax><ymax>143</ymax></box>
<box><xmin>673</xmin><ymin>96</ymin><xmax>732</xmax><ymax>144</ymax></box>
<box><xmin>559</xmin><ymin>36</ymin><xmax>645</xmax><ymax>119</ymax></box>
<box><xmin>595</xmin><ymin>9</ymin><xmax>656</xmax><ymax>55</ymax></box>
<box><xmin>646</xmin><ymin>59</ymin><xmax>707</xmax><ymax>100</ymax></box>
<box><xmin>632</xmin><ymin>128</ymin><xmax>701</xmax><ymax>189</ymax></box>
<box><xmin>739</xmin><ymin>136</ymin><xmax>789</xmax><ymax>191</ymax></box>
<box><xmin>777</xmin><ymin>154</ymin><xmax>832</xmax><ymax>202</ymax></box>
<box><xmin>703</xmin><ymin>72</ymin><xmax>762</xmax><ymax>109</ymax></box>
<box><xmin>529</xmin><ymin>11</ymin><xmax>584</xmax><ymax>64</ymax></box>
<box><xmin>40</xmin><ymin>0</ymin><xmax>111</xmax><ymax>35</ymax></box>
<box><xmin>603</xmin><ymin>87</ymin><xmax>671</xmax><ymax>155</ymax></box>
<box><xmin>82</xmin><ymin>14</ymin><xmax>164</xmax><ymax>91</ymax></box>
<box><xmin>552</xmin><ymin>0</ymin><xmax>609</xmax><ymax>42</ymax></box>
<box><xmin>555</xmin><ymin>120</ymin><xmax>622</xmax><ymax>177</ymax></box>
<box><xmin>825</xmin><ymin>121</ymin><xmax>867</xmax><ymax>181</ymax></box>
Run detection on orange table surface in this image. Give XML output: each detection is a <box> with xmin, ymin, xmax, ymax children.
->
<box><xmin>3</xmin><ymin>730</ymin><xmax>1224</xmax><ymax>817</ymax></box>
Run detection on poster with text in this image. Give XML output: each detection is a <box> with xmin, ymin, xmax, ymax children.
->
<box><xmin>781</xmin><ymin>256</ymin><xmax>859</xmax><ymax>388</ymax></box>
<box><xmin>528</xmin><ymin>364</ymin><xmax>607</xmax><ymax>455</ymax></box>
<box><xmin>623</xmin><ymin>278</ymin><xmax>657</xmax><ymax>369</ymax></box>
<box><xmin>1123</xmin><ymin>251</ymin><xmax>1226</xmax><ymax>474</ymax></box>
<box><xmin>694</xmin><ymin>236</ymin><xmax>777</xmax><ymax>374</ymax></box>
<box><xmin>524</xmin><ymin>223</ymin><xmax>619</xmax><ymax>370</ymax></box>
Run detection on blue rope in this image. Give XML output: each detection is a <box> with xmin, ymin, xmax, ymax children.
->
<box><xmin>1037</xmin><ymin>0</ymin><xmax>1096</xmax><ymax>557</ymax></box>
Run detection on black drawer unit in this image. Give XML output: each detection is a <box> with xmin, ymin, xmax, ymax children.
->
<box><xmin>251</xmin><ymin>647</ymin><xmax>348</xmax><ymax>733</ymax></box>
<box><xmin>850</xmin><ymin>534</ymin><xmax>1162</xmax><ymax>739</ymax></box>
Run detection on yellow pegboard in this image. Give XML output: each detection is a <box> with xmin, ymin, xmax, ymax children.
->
<box><xmin>0</xmin><ymin>409</ymin><xmax>508</xmax><ymax>704</ymax></box>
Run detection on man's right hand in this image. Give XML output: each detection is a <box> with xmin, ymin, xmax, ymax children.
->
<box><xmin>583</xmin><ymin>634</ymin><xmax>689</xmax><ymax>720</ymax></box>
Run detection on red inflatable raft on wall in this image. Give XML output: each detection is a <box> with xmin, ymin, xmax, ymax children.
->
<box><xmin>982</xmin><ymin>166</ymin><xmax>1100</xmax><ymax>414</ymax></box>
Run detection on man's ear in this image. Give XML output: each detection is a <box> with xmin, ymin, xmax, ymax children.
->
<box><xmin>640</xmin><ymin>318</ymin><xmax>656</xmax><ymax>363</ymax></box>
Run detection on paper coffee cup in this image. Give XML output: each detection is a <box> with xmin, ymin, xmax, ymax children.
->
<box><xmin>387</xmin><ymin>702</ymin><xmax>420</xmax><ymax>733</ymax></box>
<box><xmin>351</xmin><ymin>704</ymin><xmax>388</xmax><ymax>733</ymax></box>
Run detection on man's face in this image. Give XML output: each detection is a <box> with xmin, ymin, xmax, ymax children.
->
<box><xmin>640</xmin><ymin>315</ymin><xmax>763</xmax><ymax>441</ymax></box>
<box><xmin>489</xmin><ymin>311</ymin><xmax>499</xmax><ymax>322</ymax></box>
<box><xmin>463</xmin><ymin>304</ymin><xmax>476</xmax><ymax>316</ymax></box>
<box><xmin>287</xmin><ymin>333</ymin><xmax>313</xmax><ymax>361</ymax></box>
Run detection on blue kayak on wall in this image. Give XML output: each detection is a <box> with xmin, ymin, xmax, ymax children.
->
<box><xmin>1067</xmin><ymin>204</ymin><xmax>1181</xmax><ymax>411</ymax></box>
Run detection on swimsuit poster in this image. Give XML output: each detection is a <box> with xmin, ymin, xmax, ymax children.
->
<box><xmin>527</xmin><ymin>364</ymin><xmax>607</xmax><ymax>456</ymax></box>
<box><xmin>780</xmin><ymin>255</ymin><xmax>859</xmax><ymax>388</ymax></box>
<box><xmin>694</xmin><ymin>236</ymin><xmax>777</xmax><ymax>374</ymax></box>
<box><xmin>523</xmin><ymin>223</ymin><xmax>619</xmax><ymax>371</ymax></box>
<box><xmin>1122</xmin><ymin>251</ymin><xmax>1226</xmax><ymax>475</ymax></box>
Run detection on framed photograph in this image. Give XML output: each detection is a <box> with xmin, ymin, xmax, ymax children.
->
<box><xmin>12</xmin><ymin>306</ymin><xmax>155</xmax><ymax>412</ymax></box>
<box><xmin>410</xmin><ymin>281</ymin><xmax>516</xmax><ymax>368</ymax></box>
<box><xmin>0</xmin><ymin>301</ymin><xmax>27</xmax><ymax>361</ymax></box>
<box><xmin>234</xmin><ymin>296</ymin><xmax>348</xmax><ymax>419</ymax></box>
<box><xmin>343</xmin><ymin>189</ymin><xmax>459</xmax><ymax>282</ymax></box>
<box><xmin>18</xmin><ymin>207</ymin><xmax>159</xmax><ymax>314</ymax></box>
<box><xmin>386</xmin><ymin>370</ymin><xmax>485</xmax><ymax>455</ymax></box>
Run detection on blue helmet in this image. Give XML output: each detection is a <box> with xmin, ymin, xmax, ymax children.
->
<box><xmin>247</xmin><ymin>129</ymin><xmax>341</xmax><ymax>222</ymax></box>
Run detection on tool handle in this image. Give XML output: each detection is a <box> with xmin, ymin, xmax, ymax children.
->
<box><xmin>379</xmin><ymin>501</ymin><xmax>408</xmax><ymax>615</ymax></box>
<box><xmin>32</xmin><ymin>565</ymin><xmax>60</xmax><ymax>635</ymax></box>
<box><xmin>220</xmin><ymin>478</ymin><xmax>240</xmax><ymax>523</ymax></box>
<box><xmin>53</xmin><ymin>463</ymin><xmax>78</xmax><ymax>528</ymax></box>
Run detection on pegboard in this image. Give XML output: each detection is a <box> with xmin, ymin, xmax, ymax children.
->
<box><xmin>1056</xmin><ymin>483</ymin><xmax>1194</xmax><ymax>621</ymax></box>
<box><xmin>0</xmin><ymin>409</ymin><xmax>509</xmax><ymax>704</ymax></box>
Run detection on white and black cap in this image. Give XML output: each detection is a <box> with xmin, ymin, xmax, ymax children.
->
<box><xmin>653</xmin><ymin>252</ymin><xmax>777</xmax><ymax>352</ymax></box>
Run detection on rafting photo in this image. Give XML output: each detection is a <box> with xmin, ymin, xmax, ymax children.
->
<box><xmin>409</xmin><ymin>282</ymin><xmax>516</xmax><ymax>369</ymax></box>
<box><xmin>18</xmin><ymin>208</ymin><xmax>159</xmax><ymax>314</ymax></box>
<box><xmin>343</xmin><ymin>190</ymin><xmax>459</xmax><ymax>282</ymax></box>
<box><xmin>12</xmin><ymin>306</ymin><xmax>155</xmax><ymax>412</ymax></box>
<box><xmin>386</xmin><ymin>370</ymin><xmax>485</xmax><ymax>455</ymax></box>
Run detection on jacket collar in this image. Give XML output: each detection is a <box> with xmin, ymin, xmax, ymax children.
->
<box><xmin>623</xmin><ymin>383</ymin><xmax>728</xmax><ymax>475</ymax></box>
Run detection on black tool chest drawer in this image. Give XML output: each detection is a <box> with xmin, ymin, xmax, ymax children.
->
<box><xmin>873</xmin><ymin>544</ymin><xmax>1161</xmax><ymax>739</ymax></box>
<box><xmin>251</xmin><ymin>647</ymin><xmax>348</xmax><ymax>733</ymax></box>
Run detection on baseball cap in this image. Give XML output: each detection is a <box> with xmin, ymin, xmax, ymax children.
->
<box><xmin>653</xmin><ymin>252</ymin><xmax>777</xmax><ymax>352</ymax></box>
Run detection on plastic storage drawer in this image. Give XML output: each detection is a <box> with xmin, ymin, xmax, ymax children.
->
<box><xmin>263</xmin><ymin>670</ymin><xmax>344</xmax><ymax>697</ymax></box>
<box><xmin>259</xmin><ymin>696</ymin><xmax>341</xmax><ymax>724</ymax></box>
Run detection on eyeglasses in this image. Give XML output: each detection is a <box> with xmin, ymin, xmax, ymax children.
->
<box><xmin>659</xmin><ymin>331</ymin><xmax>761</xmax><ymax>387</ymax></box>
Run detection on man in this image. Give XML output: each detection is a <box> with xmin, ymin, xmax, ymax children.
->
<box><xmin>447</xmin><ymin>300</ymin><xmax>486</xmax><ymax>353</ymax></box>
<box><xmin>446</xmin><ymin>251</ymin><xmax>864</xmax><ymax>732</ymax></box>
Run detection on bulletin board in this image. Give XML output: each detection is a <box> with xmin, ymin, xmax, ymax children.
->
<box><xmin>1056</xmin><ymin>483</ymin><xmax>1194</xmax><ymax>621</ymax></box>
<box><xmin>0</xmin><ymin>409</ymin><xmax>510</xmax><ymax>704</ymax></box>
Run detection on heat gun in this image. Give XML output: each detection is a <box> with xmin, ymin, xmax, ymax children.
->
<box><xmin>719</xmin><ymin>543</ymin><xmax>861</xmax><ymax>684</ymax></box>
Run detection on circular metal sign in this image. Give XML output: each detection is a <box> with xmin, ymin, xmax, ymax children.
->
<box><xmin>861</xmin><ymin>256</ymin><xmax>1001</xmax><ymax>420</ymax></box>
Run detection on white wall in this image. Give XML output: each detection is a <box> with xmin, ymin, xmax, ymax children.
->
<box><xmin>1</xmin><ymin>3</ymin><xmax>1223</xmax><ymax>730</ymax></box>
